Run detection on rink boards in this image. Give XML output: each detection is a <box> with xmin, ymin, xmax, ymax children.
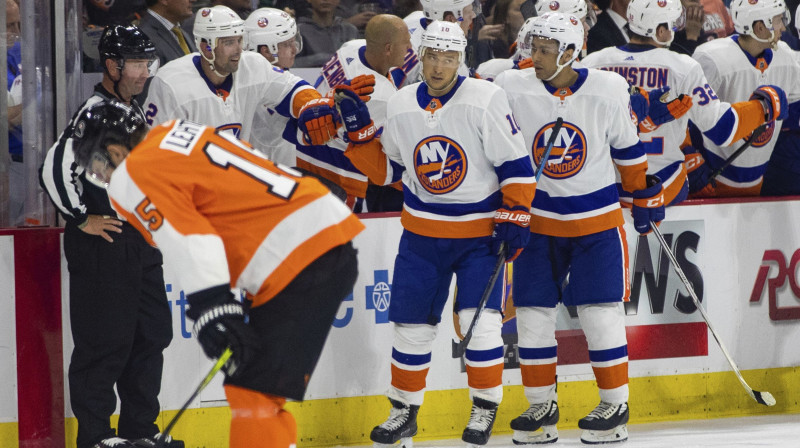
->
<box><xmin>1</xmin><ymin>198</ymin><xmax>800</xmax><ymax>447</ymax></box>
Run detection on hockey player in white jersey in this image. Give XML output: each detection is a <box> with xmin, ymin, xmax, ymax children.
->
<box><xmin>581</xmin><ymin>0</ymin><xmax>787</xmax><ymax>204</ymax></box>
<box><xmin>332</xmin><ymin>21</ymin><xmax>536</xmax><ymax>447</ymax></box>
<box><xmin>303</xmin><ymin>15</ymin><xmax>412</xmax><ymax>211</ymax></box>
<box><xmin>144</xmin><ymin>5</ymin><xmax>340</xmax><ymax>147</ymax></box>
<box><xmin>494</xmin><ymin>13</ymin><xmax>665</xmax><ymax>444</ymax></box>
<box><xmin>474</xmin><ymin>16</ymin><xmax>536</xmax><ymax>81</ymax></box>
<box><xmin>244</xmin><ymin>7</ymin><xmax>302</xmax><ymax>167</ymax></box>
<box><xmin>689</xmin><ymin>0</ymin><xmax>798</xmax><ymax>196</ymax></box>
<box><xmin>402</xmin><ymin>0</ymin><xmax>477</xmax><ymax>85</ymax></box>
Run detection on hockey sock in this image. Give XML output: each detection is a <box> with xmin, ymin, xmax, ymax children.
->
<box><xmin>225</xmin><ymin>385</ymin><xmax>297</xmax><ymax>448</ymax></box>
<box><xmin>459</xmin><ymin>309</ymin><xmax>504</xmax><ymax>404</ymax></box>
<box><xmin>516</xmin><ymin>306</ymin><xmax>558</xmax><ymax>404</ymax></box>
<box><xmin>577</xmin><ymin>303</ymin><xmax>629</xmax><ymax>404</ymax></box>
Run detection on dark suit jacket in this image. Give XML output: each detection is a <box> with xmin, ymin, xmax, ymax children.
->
<box><xmin>587</xmin><ymin>11</ymin><xmax>627</xmax><ymax>55</ymax></box>
<box><xmin>138</xmin><ymin>11</ymin><xmax>197</xmax><ymax>68</ymax></box>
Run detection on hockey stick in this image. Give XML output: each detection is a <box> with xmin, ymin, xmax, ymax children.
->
<box><xmin>451</xmin><ymin>118</ymin><xmax>564</xmax><ymax>358</ymax></box>
<box><xmin>649</xmin><ymin>225</ymin><xmax>776</xmax><ymax>406</ymax></box>
<box><xmin>705</xmin><ymin>124</ymin><xmax>767</xmax><ymax>186</ymax></box>
<box><xmin>155</xmin><ymin>347</ymin><xmax>234</xmax><ymax>447</ymax></box>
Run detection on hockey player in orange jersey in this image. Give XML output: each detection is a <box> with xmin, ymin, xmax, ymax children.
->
<box><xmin>69</xmin><ymin>101</ymin><xmax>364</xmax><ymax>448</ymax></box>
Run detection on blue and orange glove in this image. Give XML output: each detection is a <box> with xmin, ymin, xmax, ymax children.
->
<box><xmin>334</xmin><ymin>85</ymin><xmax>377</xmax><ymax>144</ymax></box>
<box><xmin>514</xmin><ymin>57</ymin><xmax>534</xmax><ymax>70</ymax></box>
<box><xmin>298</xmin><ymin>97</ymin><xmax>339</xmax><ymax>145</ymax></box>
<box><xmin>631</xmin><ymin>175</ymin><xmax>665</xmax><ymax>234</ymax></box>
<box><xmin>631</xmin><ymin>86</ymin><xmax>693</xmax><ymax>133</ymax></box>
<box><xmin>336</xmin><ymin>74</ymin><xmax>375</xmax><ymax>102</ymax></box>
<box><xmin>751</xmin><ymin>85</ymin><xmax>788</xmax><ymax>122</ymax></box>
<box><xmin>682</xmin><ymin>146</ymin><xmax>716</xmax><ymax>196</ymax></box>
<box><xmin>492</xmin><ymin>205</ymin><xmax>531</xmax><ymax>262</ymax></box>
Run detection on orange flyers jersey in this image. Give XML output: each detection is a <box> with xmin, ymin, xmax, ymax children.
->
<box><xmin>107</xmin><ymin>120</ymin><xmax>364</xmax><ymax>307</ymax></box>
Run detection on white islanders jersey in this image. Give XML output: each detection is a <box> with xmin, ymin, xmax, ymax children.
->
<box><xmin>305</xmin><ymin>39</ymin><xmax>405</xmax><ymax>199</ymax></box>
<box><xmin>582</xmin><ymin>44</ymin><xmax>750</xmax><ymax>203</ymax></box>
<box><xmin>692</xmin><ymin>37</ymin><xmax>800</xmax><ymax>191</ymax></box>
<box><xmin>476</xmin><ymin>57</ymin><xmax>517</xmax><ymax>81</ymax></box>
<box><xmin>495</xmin><ymin>68</ymin><xmax>649</xmax><ymax>238</ymax></box>
<box><xmin>144</xmin><ymin>52</ymin><xmax>314</xmax><ymax>143</ymax></box>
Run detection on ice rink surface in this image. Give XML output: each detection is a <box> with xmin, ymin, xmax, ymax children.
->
<box><xmin>351</xmin><ymin>414</ymin><xmax>800</xmax><ymax>447</ymax></box>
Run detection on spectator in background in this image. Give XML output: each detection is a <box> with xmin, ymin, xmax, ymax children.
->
<box><xmin>295</xmin><ymin>0</ymin><xmax>358</xmax><ymax>67</ymax></box>
<box><xmin>6</xmin><ymin>0</ymin><xmax>23</xmax><ymax>226</ymax></box>
<box><xmin>670</xmin><ymin>0</ymin><xmax>707</xmax><ymax>55</ymax></box>
<box><xmin>485</xmin><ymin>0</ymin><xmax>526</xmax><ymax>58</ymax></box>
<box><xmin>84</xmin><ymin>0</ymin><xmax>147</xmax><ymax>26</ymax></box>
<box><xmin>212</xmin><ymin>0</ymin><xmax>255</xmax><ymax>18</ymax></box>
<box><xmin>138</xmin><ymin>0</ymin><xmax>197</xmax><ymax>68</ymax></box>
<box><xmin>394</xmin><ymin>0</ymin><xmax>422</xmax><ymax>17</ymax></box>
<box><xmin>586</xmin><ymin>0</ymin><xmax>628</xmax><ymax>54</ymax></box>
<box><xmin>699</xmin><ymin>0</ymin><xmax>735</xmax><ymax>39</ymax></box>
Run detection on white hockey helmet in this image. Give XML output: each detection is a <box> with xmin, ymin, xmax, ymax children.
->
<box><xmin>420</xmin><ymin>20</ymin><xmax>469</xmax><ymax>60</ymax></box>
<box><xmin>627</xmin><ymin>0</ymin><xmax>683</xmax><ymax>46</ymax></box>
<box><xmin>527</xmin><ymin>12</ymin><xmax>584</xmax><ymax>80</ymax></box>
<box><xmin>420</xmin><ymin>0</ymin><xmax>478</xmax><ymax>22</ymax></box>
<box><xmin>194</xmin><ymin>5</ymin><xmax>246</xmax><ymax>55</ymax></box>
<box><xmin>244</xmin><ymin>8</ymin><xmax>302</xmax><ymax>56</ymax></box>
<box><xmin>535</xmin><ymin>0</ymin><xmax>588</xmax><ymax>19</ymax></box>
<box><xmin>515</xmin><ymin>17</ymin><xmax>538</xmax><ymax>59</ymax></box>
<box><xmin>730</xmin><ymin>0</ymin><xmax>790</xmax><ymax>41</ymax></box>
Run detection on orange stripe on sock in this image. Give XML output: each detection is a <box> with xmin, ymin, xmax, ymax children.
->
<box><xmin>592</xmin><ymin>362</ymin><xmax>629</xmax><ymax>390</ymax></box>
<box><xmin>225</xmin><ymin>385</ymin><xmax>297</xmax><ymax>448</ymax></box>
<box><xmin>391</xmin><ymin>365</ymin><xmax>429</xmax><ymax>392</ymax></box>
<box><xmin>520</xmin><ymin>363</ymin><xmax>556</xmax><ymax>388</ymax></box>
<box><xmin>466</xmin><ymin>363</ymin><xmax>504</xmax><ymax>389</ymax></box>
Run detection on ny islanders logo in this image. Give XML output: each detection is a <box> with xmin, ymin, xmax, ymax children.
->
<box><xmin>414</xmin><ymin>135</ymin><xmax>468</xmax><ymax>194</ymax></box>
<box><xmin>751</xmin><ymin>120</ymin><xmax>775</xmax><ymax>147</ymax></box>
<box><xmin>532</xmin><ymin>121</ymin><xmax>587</xmax><ymax>179</ymax></box>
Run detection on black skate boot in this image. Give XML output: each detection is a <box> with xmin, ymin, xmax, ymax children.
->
<box><xmin>370</xmin><ymin>398</ymin><xmax>419</xmax><ymax>447</ymax></box>
<box><xmin>578</xmin><ymin>401</ymin><xmax>629</xmax><ymax>444</ymax></box>
<box><xmin>133</xmin><ymin>433</ymin><xmax>185</xmax><ymax>448</ymax></box>
<box><xmin>510</xmin><ymin>400</ymin><xmax>559</xmax><ymax>444</ymax></box>
<box><xmin>461</xmin><ymin>397</ymin><xmax>498</xmax><ymax>446</ymax></box>
<box><xmin>92</xmin><ymin>438</ymin><xmax>136</xmax><ymax>448</ymax></box>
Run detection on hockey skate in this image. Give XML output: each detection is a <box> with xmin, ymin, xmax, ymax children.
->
<box><xmin>510</xmin><ymin>400</ymin><xmax>559</xmax><ymax>444</ymax></box>
<box><xmin>370</xmin><ymin>398</ymin><xmax>419</xmax><ymax>447</ymax></box>
<box><xmin>462</xmin><ymin>397</ymin><xmax>498</xmax><ymax>447</ymax></box>
<box><xmin>92</xmin><ymin>438</ymin><xmax>136</xmax><ymax>448</ymax></box>
<box><xmin>578</xmin><ymin>401</ymin><xmax>629</xmax><ymax>444</ymax></box>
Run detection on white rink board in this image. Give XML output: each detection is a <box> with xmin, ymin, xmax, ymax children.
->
<box><xmin>48</xmin><ymin>199</ymin><xmax>800</xmax><ymax>413</ymax></box>
<box><xmin>0</xmin><ymin>236</ymin><xmax>17</xmax><ymax>423</ymax></box>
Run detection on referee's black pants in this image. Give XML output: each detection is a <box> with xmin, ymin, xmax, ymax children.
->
<box><xmin>64</xmin><ymin>224</ymin><xmax>173</xmax><ymax>448</ymax></box>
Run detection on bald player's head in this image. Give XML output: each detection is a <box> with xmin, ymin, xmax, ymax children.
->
<box><xmin>364</xmin><ymin>14</ymin><xmax>411</xmax><ymax>73</ymax></box>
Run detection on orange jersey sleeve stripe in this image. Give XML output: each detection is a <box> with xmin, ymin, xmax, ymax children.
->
<box><xmin>592</xmin><ymin>362</ymin><xmax>629</xmax><ymax>390</ymax></box>
<box><xmin>344</xmin><ymin>139</ymin><xmax>391</xmax><ymax>186</ymax></box>
<box><xmin>296</xmin><ymin>158</ymin><xmax>369</xmax><ymax>198</ymax></box>
<box><xmin>530</xmin><ymin>210</ymin><xmax>624</xmax><ymax>238</ymax></box>
<box><xmin>616</xmin><ymin>162</ymin><xmax>648</xmax><ymax>193</ymax></box>
<box><xmin>391</xmin><ymin>365</ymin><xmax>429</xmax><ymax>392</ymax></box>
<box><xmin>466</xmin><ymin>364</ymin><xmax>504</xmax><ymax>389</ymax></box>
<box><xmin>401</xmin><ymin>210</ymin><xmax>495</xmax><ymax>239</ymax></box>
<box><xmin>500</xmin><ymin>182</ymin><xmax>537</xmax><ymax>210</ymax></box>
<box><xmin>290</xmin><ymin>86</ymin><xmax>322</xmax><ymax>118</ymax></box>
<box><xmin>730</xmin><ymin>100</ymin><xmax>766</xmax><ymax>143</ymax></box>
<box><xmin>520</xmin><ymin>363</ymin><xmax>557</xmax><ymax>388</ymax></box>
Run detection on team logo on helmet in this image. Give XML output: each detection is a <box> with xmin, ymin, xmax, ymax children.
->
<box><xmin>201</xmin><ymin>8</ymin><xmax>211</xmax><ymax>17</ymax></box>
<box><xmin>549</xmin><ymin>1</ymin><xmax>560</xmax><ymax>10</ymax></box>
<box><xmin>74</xmin><ymin>120</ymin><xmax>86</xmax><ymax>138</ymax></box>
<box><xmin>748</xmin><ymin>0</ymin><xmax>758</xmax><ymax>4</ymax></box>
<box><xmin>413</xmin><ymin>135</ymin><xmax>468</xmax><ymax>194</ymax></box>
<box><xmin>257</xmin><ymin>17</ymin><xmax>269</xmax><ymax>28</ymax></box>
<box><xmin>532</xmin><ymin>121</ymin><xmax>587</xmax><ymax>179</ymax></box>
<box><xmin>570</xmin><ymin>16</ymin><xmax>579</xmax><ymax>25</ymax></box>
<box><xmin>658</xmin><ymin>0</ymin><xmax>668</xmax><ymax>6</ymax></box>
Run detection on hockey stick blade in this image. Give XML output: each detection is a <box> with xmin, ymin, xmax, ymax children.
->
<box><xmin>452</xmin><ymin>244</ymin><xmax>507</xmax><ymax>358</ymax></box>
<box><xmin>156</xmin><ymin>347</ymin><xmax>234</xmax><ymax>447</ymax></box>
<box><xmin>650</xmin><ymin>225</ymin><xmax>775</xmax><ymax>406</ymax></box>
<box><xmin>535</xmin><ymin>117</ymin><xmax>564</xmax><ymax>182</ymax></box>
<box><xmin>707</xmin><ymin>124</ymin><xmax>767</xmax><ymax>185</ymax></box>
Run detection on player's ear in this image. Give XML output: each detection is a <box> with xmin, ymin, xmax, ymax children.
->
<box><xmin>559</xmin><ymin>48</ymin><xmax>574</xmax><ymax>65</ymax></box>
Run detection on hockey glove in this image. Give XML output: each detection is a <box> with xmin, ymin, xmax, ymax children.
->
<box><xmin>631</xmin><ymin>175</ymin><xmax>665</xmax><ymax>235</ymax></box>
<box><xmin>334</xmin><ymin>85</ymin><xmax>377</xmax><ymax>144</ymax></box>
<box><xmin>492</xmin><ymin>205</ymin><xmax>531</xmax><ymax>262</ymax></box>
<box><xmin>750</xmin><ymin>85</ymin><xmax>788</xmax><ymax>122</ymax></box>
<box><xmin>629</xmin><ymin>87</ymin><xmax>650</xmax><ymax>130</ymax></box>
<box><xmin>338</xmin><ymin>74</ymin><xmax>376</xmax><ymax>102</ymax></box>
<box><xmin>514</xmin><ymin>58</ymin><xmax>534</xmax><ymax>70</ymax></box>
<box><xmin>683</xmin><ymin>147</ymin><xmax>716</xmax><ymax>196</ymax></box>
<box><xmin>632</xmin><ymin>86</ymin><xmax>693</xmax><ymax>133</ymax></box>
<box><xmin>298</xmin><ymin>97</ymin><xmax>339</xmax><ymax>145</ymax></box>
<box><xmin>186</xmin><ymin>287</ymin><xmax>257</xmax><ymax>377</ymax></box>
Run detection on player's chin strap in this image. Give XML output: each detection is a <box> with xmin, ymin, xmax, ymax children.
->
<box><xmin>201</xmin><ymin>41</ymin><xmax>227</xmax><ymax>78</ymax></box>
<box><xmin>545</xmin><ymin>52</ymin><xmax>572</xmax><ymax>82</ymax></box>
<box><xmin>106</xmin><ymin>60</ymin><xmax>133</xmax><ymax>104</ymax></box>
